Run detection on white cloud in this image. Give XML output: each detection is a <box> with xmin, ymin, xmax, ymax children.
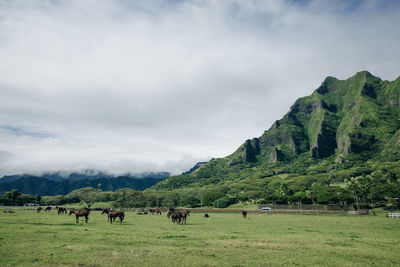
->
<box><xmin>0</xmin><ymin>0</ymin><xmax>400</xmax><ymax>176</ymax></box>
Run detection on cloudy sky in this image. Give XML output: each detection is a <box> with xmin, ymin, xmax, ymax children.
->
<box><xmin>0</xmin><ymin>0</ymin><xmax>400</xmax><ymax>176</ymax></box>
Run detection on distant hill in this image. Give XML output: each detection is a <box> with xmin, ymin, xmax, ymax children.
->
<box><xmin>0</xmin><ymin>172</ymin><xmax>169</xmax><ymax>195</ymax></box>
<box><xmin>153</xmin><ymin>71</ymin><xmax>400</xmax><ymax>205</ymax></box>
<box><xmin>0</xmin><ymin>171</ymin><xmax>170</xmax><ymax>183</ymax></box>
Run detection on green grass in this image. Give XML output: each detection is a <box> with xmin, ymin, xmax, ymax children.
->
<box><xmin>1</xmin><ymin>209</ymin><xmax>399</xmax><ymax>266</ymax></box>
<box><xmin>226</xmin><ymin>202</ymin><xmax>259</xmax><ymax>210</ymax></box>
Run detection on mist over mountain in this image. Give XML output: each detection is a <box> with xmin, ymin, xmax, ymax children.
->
<box><xmin>0</xmin><ymin>171</ymin><xmax>170</xmax><ymax>183</ymax></box>
<box><xmin>0</xmin><ymin>171</ymin><xmax>170</xmax><ymax>195</ymax></box>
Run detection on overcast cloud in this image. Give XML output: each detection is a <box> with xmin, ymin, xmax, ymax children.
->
<box><xmin>0</xmin><ymin>0</ymin><xmax>400</xmax><ymax>176</ymax></box>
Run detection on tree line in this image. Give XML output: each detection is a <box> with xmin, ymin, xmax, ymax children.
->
<box><xmin>1</xmin><ymin>173</ymin><xmax>399</xmax><ymax>210</ymax></box>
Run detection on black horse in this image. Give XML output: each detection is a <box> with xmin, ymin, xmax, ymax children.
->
<box><xmin>242</xmin><ymin>210</ymin><xmax>247</xmax><ymax>218</ymax></box>
<box><xmin>56</xmin><ymin>206</ymin><xmax>67</xmax><ymax>214</ymax></box>
<box><xmin>171</xmin><ymin>211</ymin><xmax>182</xmax><ymax>224</ymax></box>
<box><xmin>101</xmin><ymin>208</ymin><xmax>111</xmax><ymax>219</ymax></box>
<box><xmin>166</xmin><ymin>208</ymin><xmax>175</xmax><ymax>219</ymax></box>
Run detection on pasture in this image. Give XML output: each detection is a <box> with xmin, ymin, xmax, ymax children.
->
<box><xmin>0</xmin><ymin>209</ymin><xmax>399</xmax><ymax>266</ymax></box>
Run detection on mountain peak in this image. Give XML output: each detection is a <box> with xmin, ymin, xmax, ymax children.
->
<box><xmin>352</xmin><ymin>70</ymin><xmax>376</xmax><ymax>80</ymax></box>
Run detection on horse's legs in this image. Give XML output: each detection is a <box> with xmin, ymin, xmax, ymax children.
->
<box><xmin>76</xmin><ymin>215</ymin><xmax>79</xmax><ymax>223</ymax></box>
<box><xmin>85</xmin><ymin>215</ymin><xmax>88</xmax><ymax>223</ymax></box>
<box><xmin>110</xmin><ymin>216</ymin><xmax>113</xmax><ymax>224</ymax></box>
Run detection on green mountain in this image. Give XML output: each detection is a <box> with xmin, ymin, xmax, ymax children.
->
<box><xmin>0</xmin><ymin>174</ymin><xmax>168</xmax><ymax>196</ymax></box>
<box><xmin>152</xmin><ymin>71</ymin><xmax>400</xmax><ymax>207</ymax></box>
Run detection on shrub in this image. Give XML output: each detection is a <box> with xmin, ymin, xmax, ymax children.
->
<box><xmin>213</xmin><ymin>198</ymin><xmax>229</xmax><ymax>208</ymax></box>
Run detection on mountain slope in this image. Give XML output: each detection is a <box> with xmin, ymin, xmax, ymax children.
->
<box><xmin>153</xmin><ymin>71</ymin><xmax>400</xmax><ymax>199</ymax></box>
<box><xmin>0</xmin><ymin>174</ymin><xmax>169</xmax><ymax>195</ymax></box>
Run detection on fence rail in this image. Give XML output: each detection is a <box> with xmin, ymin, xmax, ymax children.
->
<box><xmin>387</xmin><ymin>213</ymin><xmax>400</xmax><ymax>218</ymax></box>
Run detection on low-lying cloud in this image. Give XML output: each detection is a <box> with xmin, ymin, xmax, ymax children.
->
<box><xmin>1</xmin><ymin>0</ymin><xmax>400</xmax><ymax>176</ymax></box>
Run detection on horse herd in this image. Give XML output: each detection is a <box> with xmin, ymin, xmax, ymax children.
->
<box><xmin>36</xmin><ymin>206</ymin><xmax>249</xmax><ymax>224</ymax></box>
<box><xmin>166</xmin><ymin>208</ymin><xmax>190</xmax><ymax>224</ymax></box>
<box><xmin>37</xmin><ymin>206</ymin><xmax>67</xmax><ymax>214</ymax></box>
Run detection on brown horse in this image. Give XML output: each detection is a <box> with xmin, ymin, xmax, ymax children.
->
<box><xmin>149</xmin><ymin>208</ymin><xmax>162</xmax><ymax>215</ymax></box>
<box><xmin>69</xmin><ymin>208</ymin><xmax>90</xmax><ymax>223</ymax></box>
<box><xmin>108</xmin><ymin>210</ymin><xmax>125</xmax><ymax>224</ymax></box>
<box><xmin>242</xmin><ymin>210</ymin><xmax>247</xmax><ymax>218</ymax></box>
<box><xmin>56</xmin><ymin>206</ymin><xmax>67</xmax><ymax>214</ymax></box>
<box><xmin>45</xmin><ymin>206</ymin><xmax>51</xmax><ymax>212</ymax></box>
<box><xmin>180</xmin><ymin>210</ymin><xmax>190</xmax><ymax>224</ymax></box>
<box><xmin>37</xmin><ymin>207</ymin><xmax>42</xmax><ymax>213</ymax></box>
<box><xmin>102</xmin><ymin>208</ymin><xmax>115</xmax><ymax>222</ymax></box>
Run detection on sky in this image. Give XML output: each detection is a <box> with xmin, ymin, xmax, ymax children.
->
<box><xmin>0</xmin><ymin>0</ymin><xmax>400</xmax><ymax>177</ymax></box>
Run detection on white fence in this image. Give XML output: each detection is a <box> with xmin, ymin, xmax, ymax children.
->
<box><xmin>387</xmin><ymin>213</ymin><xmax>400</xmax><ymax>218</ymax></box>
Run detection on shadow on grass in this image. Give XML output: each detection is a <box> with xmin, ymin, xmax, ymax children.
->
<box><xmin>25</xmin><ymin>222</ymin><xmax>77</xmax><ymax>226</ymax></box>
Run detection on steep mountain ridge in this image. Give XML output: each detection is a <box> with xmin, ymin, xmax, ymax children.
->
<box><xmin>154</xmin><ymin>71</ymin><xmax>400</xmax><ymax>192</ymax></box>
<box><xmin>235</xmin><ymin>71</ymin><xmax>399</xmax><ymax>163</ymax></box>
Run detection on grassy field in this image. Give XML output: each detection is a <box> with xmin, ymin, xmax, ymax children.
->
<box><xmin>0</xmin><ymin>208</ymin><xmax>399</xmax><ymax>266</ymax></box>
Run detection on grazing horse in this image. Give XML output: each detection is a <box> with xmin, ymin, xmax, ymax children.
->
<box><xmin>102</xmin><ymin>208</ymin><xmax>111</xmax><ymax>219</ymax></box>
<box><xmin>56</xmin><ymin>206</ymin><xmax>67</xmax><ymax>214</ymax></box>
<box><xmin>45</xmin><ymin>206</ymin><xmax>51</xmax><ymax>212</ymax></box>
<box><xmin>166</xmin><ymin>208</ymin><xmax>175</xmax><ymax>219</ymax></box>
<box><xmin>69</xmin><ymin>208</ymin><xmax>90</xmax><ymax>223</ymax></box>
<box><xmin>171</xmin><ymin>211</ymin><xmax>183</xmax><ymax>224</ymax></box>
<box><xmin>204</xmin><ymin>213</ymin><xmax>209</xmax><ymax>218</ymax></box>
<box><xmin>3</xmin><ymin>210</ymin><xmax>15</xmax><ymax>213</ymax></box>
<box><xmin>37</xmin><ymin>207</ymin><xmax>42</xmax><ymax>213</ymax></box>
<box><xmin>149</xmin><ymin>208</ymin><xmax>162</xmax><ymax>215</ymax></box>
<box><xmin>242</xmin><ymin>211</ymin><xmax>247</xmax><ymax>219</ymax></box>
<box><xmin>180</xmin><ymin>210</ymin><xmax>190</xmax><ymax>224</ymax></box>
<box><xmin>108</xmin><ymin>210</ymin><xmax>125</xmax><ymax>224</ymax></box>
<box><xmin>102</xmin><ymin>208</ymin><xmax>124</xmax><ymax>224</ymax></box>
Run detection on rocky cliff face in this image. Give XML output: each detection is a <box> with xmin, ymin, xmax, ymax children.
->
<box><xmin>231</xmin><ymin>71</ymin><xmax>400</xmax><ymax>163</ymax></box>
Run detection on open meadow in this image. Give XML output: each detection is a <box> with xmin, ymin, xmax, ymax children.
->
<box><xmin>0</xmin><ymin>208</ymin><xmax>399</xmax><ymax>266</ymax></box>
